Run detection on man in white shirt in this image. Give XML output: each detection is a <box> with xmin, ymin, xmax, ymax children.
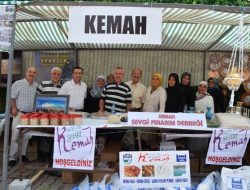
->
<box><xmin>126</xmin><ymin>68</ymin><xmax>146</xmax><ymax>111</ymax></box>
<box><xmin>59</xmin><ymin>66</ymin><xmax>87</xmax><ymax>111</ymax></box>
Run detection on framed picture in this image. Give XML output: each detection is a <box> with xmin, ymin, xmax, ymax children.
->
<box><xmin>33</xmin><ymin>94</ymin><xmax>70</xmax><ymax>114</ymax></box>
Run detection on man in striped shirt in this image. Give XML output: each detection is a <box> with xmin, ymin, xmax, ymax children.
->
<box><xmin>36</xmin><ymin>67</ymin><xmax>62</xmax><ymax>95</ymax></box>
<box><xmin>36</xmin><ymin>67</ymin><xmax>62</xmax><ymax>162</ymax></box>
<box><xmin>99</xmin><ymin>67</ymin><xmax>131</xmax><ymax>113</ymax></box>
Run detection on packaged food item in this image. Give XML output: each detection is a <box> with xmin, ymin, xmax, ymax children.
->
<box><xmin>61</xmin><ymin>114</ymin><xmax>71</xmax><ymax>125</ymax></box>
<box><xmin>108</xmin><ymin>114</ymin><xmax>121</xmax><ymax>124</ymax></box>
<box><xmin>20</xmin><ymin>114</ymin><xmax>30</xmax><ymax>125</ymax></box>
<box><xmin>49</xmin><ymin>114</ymin><xmax>60</xmax><ymax>125</ymax></box>
<box><xmin>40</xmin><ymin>114</ymin><xmax>49</xmax><ymax>125</ymax></box>
<box><xmin>29</xmin><ymin>114</ymin><xmax>40</xmax><ymax>125</ymax></box>
<box><xmin>72</xmin><ymin>114</ymin><xmax>82</xmax><ymax>125</ymax></box>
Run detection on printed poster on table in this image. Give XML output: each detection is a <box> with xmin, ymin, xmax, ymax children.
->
<box><xmin>206</xmin><ymin>129</ymin><xmax>250</xmax><ymax>165</ymax></box>
<box><xmin>119</xmin><ymin>151</ymin><xmax>191</xmax><ymax>188</ymax></box>
<box><xmin>35</xmin><ymin>51</ymin><xmax>76</xmax><ymax>83</ymax></box>
<box><xmin>68</xmin><ymin>6</ymin><xmax>162</xmax><ymax>44</ymax></box>
<box><xmin>128</xmin><ymin>112</ymin><xmax>207</xmax><ymax>129</ymax></box>
<box><xmin>0</xmin><ymin>5</ymin><xmax>15</xmax><ymax>52</ymax></box>
<box><xmin>53</xmin><ymin>125</ymin><xmax>96</xmax><ymax>170</ymax></box>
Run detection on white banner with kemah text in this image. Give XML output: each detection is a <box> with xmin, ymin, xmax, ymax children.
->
<box><xmin>68</xmin><ymin>6</ymin><xmax>162</xmax><ymax>44</ymax></box>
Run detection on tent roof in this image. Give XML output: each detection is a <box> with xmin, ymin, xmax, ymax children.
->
<box><xmin>7</xmin><ymin>1</ymin><xmax>250</xmax><ymax>51</ymax></box>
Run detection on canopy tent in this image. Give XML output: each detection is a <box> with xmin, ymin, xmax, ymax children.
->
<box><xmin>1</xmin><ymin>1</ymin><xmax>250</xmax><ymax>51</ymax></box>
<box><xmin>2</xmin><ymin>2</ymin><xmax>250</xmax><ymax>189</ymax></box>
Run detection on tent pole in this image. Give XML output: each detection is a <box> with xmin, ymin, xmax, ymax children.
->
<box><xmin>2</xmin><ymin>6</ymin><xmax>17</xmax><ymax>190</ymax></box>
<box><xmin>75</xmin><ymin>49</ymin><xmax>78</xmax><ymax>67</ymax></box>
<box><xmin>203</xmin><ymin>51</ymin><xmax>207</xmax><ymax>80</ymax></box>
<box><xmin>0</xmin><ymin>53</ymin><xmax>2</xmax><ymax>87</ymax></box>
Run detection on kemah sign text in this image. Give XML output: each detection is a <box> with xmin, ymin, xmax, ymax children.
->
<box><xmin>206</xmin><ymin>129</ymin><xmax>250</xmax><ymax>165</ymax></box>
<box><xmin>69</xmin><ymin>6</ymin><xmax>162</xmax><ymax>44</ymax></box>
<box><xmin>84</xmin><ymin>15</ymin><xmax>146</xmax><ymax>34</ymax></box>
<box><xmin>53</xmin><ymin>125</ymin><xmax>96</xmax><ymax>170</ymax></box>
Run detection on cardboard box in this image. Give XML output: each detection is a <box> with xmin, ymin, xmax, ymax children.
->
<box><xmin>100</xmin><ymin>140</ymin><xmax>123</xmax><ymax>162</ymax></box>
<box><xmin>101</xmin><ymin>153</ymin><xmax>118</xmax><ymax>162</ymax></box>
<box><xmin>92</xmin><ymin>172</ymin><xmax>111</xmax><ymax>182</ymax></box>
<box><xmin>199</xmin><ymin>158</ymin><xmax>221</xmax><ymax>173</ymax></box>
<box><xmin>189</xmin><ymin>153</ymin><xmax>199</xmax><ymax>174</ymax></box>
<box><xmin>91</xmin><ymin>166</ymin><xmax>118</xmax><ymax>182</ymax></box>
<box><xmin>190</xmin><ymin>158</ymin><xmax>199</xmax><ymax>173</ymax></box>
<box><xmin>62</xmin><ymin>171</ymin><xmax>85</xmax><ymax>184</ymax></box>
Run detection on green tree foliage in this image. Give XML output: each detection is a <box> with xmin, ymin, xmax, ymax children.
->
<box><xmin>110</xmin><ymin>0</ymin><xmax>250</xmax><ymax>6</ymax></box>
<box><xmin>37</xmin><ymin>0</ymin><xmax>250</xmax><ymax>6</ymax></box>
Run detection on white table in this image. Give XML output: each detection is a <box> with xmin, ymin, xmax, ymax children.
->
<box><xmin>16</xmin><ymin>118</ymin><xmax>214</xmax><ymax>180</ymax></box>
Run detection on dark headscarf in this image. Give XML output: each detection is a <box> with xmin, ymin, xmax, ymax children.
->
<box><xmin>180</xmin><ymin>72</ymin><xmax>195</xmax><ymax>108</ymax></box>
<box><xmin>207</xmin><ymin>77</ymin><xmax>225</xmax><ymax>113</ymax></box>
<box><xmin>165</xmin><ymin>73</ymin><xmax>184</xmax><ymax>112</ymax></box>
<box><xmin>181</xmin><ymin>72</ymin><xmax>192</xmax><ymax>86</ymax></box>
<box><xmin>207</xmin><ymin>77</ymin><xmax>219</xmax><ymax>92</ymax></box>
<box><xmin>168</xmin><ymin>73</ymin><xmax>179</xmax><ymax>88</ymax></box>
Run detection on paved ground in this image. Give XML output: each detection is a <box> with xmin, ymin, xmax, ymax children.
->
<box><xmin>0</xmin><ymin>137</ymin><xmax>78</xmax><ymax>190</ymax></box>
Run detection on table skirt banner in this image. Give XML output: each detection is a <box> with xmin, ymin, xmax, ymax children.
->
<box><xmin>53</xmin><ymin>125</ymin><xmax>96</xmax><ymax>170</ymax></box>
<box><xmin>206</xmin><ymin>129</ymin><xmax>250</xmax><ymax>165</ymax></box>
<box><xmin>119</xmin><ymin>151</ymin><xmax>191</xmax><ymax>188</ymax></box>
<box><xmin>128</xmin><ymin>112</ymin><xmax>207</xmax><ymax>129</ymax></box>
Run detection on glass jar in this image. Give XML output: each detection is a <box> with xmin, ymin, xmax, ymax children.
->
<box><xmin>29</xmin><ymin>114</ymin><xmax>40</xmax><ymax>125</ymax></box>
<box><xmin>40</xmin><ymin>114</ymin><xmax>49</xmax><ymax>125</ymax></box>
<box><xmin>61</xmin><ymin>114</ymin><xmax>71</xmax><ymax>125</ymax></box>
<box><xmin>49</xmin><ymin>114</ymin><xmax>60</xmax><ymax>125</ymax></box>
<box><xmin>73</xmin><ymin>114</ymin><xmax>82</xmax><ymax>125</ymax></box>
<box><xmin>20</xmin><ymin>114</ymin><xmax>30</xmax><ymax>125</ymax></box>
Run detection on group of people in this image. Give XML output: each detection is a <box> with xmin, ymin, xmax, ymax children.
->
<box><xmin>86</xmin><ymin>67</ymin><xmax>226</xmax><ymax>115</ymax></box>
<box><xmin>8</xmin><ymin>65</ymin><xmax>227</xmax><ymax>169</ymax></box>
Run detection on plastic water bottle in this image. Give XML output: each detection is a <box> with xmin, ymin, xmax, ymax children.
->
<box><xmin>111</xmin><ymin>104</ymin><xmax>116</xmax><ymax>114</ymax></box>
<box><xmin>183</xmin><ymin>105</ymin><xmax>188</xmax><ymax>113</ymax></box>
<box><xmin>206</xmin><ymin>107</ymin><xmax>213</xmax><ymax>120</ymax></box>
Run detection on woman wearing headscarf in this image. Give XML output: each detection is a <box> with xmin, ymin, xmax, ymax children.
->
<box><xmin>207</xmin><ymin>77</ymin><xmax>226</xmax><ymax>113</ymax></box>
<box><xmin>143</xmin><ymin>73</ymin><xmax>167</xmax><ymax>112</ymax></box>
<box><xmin>84</xmin><ymin>75</ymin><xmax>106</xmax><ymax>113</ymax></box>
<box><xmin>142</xmin><ymin>73</ymin><xmax>167</xmax><ymax>149</ymax></box>
<box><xmin>180</xmin><ymin>72</ymin><xmax>196</xmax><ymax>110</ymax></box>
<box><xmin>195</xmin><ymin>81</ymin><xmax>214</xmax><ymax>114</ymax></box>
<box><xmin>165</xmin><ymin>73</ymin><xmax>185</xmax><ymax>112</ymax></box>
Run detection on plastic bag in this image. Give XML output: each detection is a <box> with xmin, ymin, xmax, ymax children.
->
<box><xmin>221</xmin><ymin>166</ymin><xmax>250</xmax><ymax>190</ymax></box>
<box><xmin>120</xmin><ymin>187</ymin><xmax>195</xmax><ymax>190</ymax></box>
<box><xmin>197</xmin><ymin>171</ymin><xmax>221</xmax><ymax>190</ymax></box>
<box><xmin>71</xmin><ymin>175</ymin><xmax>89</xmax><ymax>190</ymax></box>
<box><xmin>73</xmin><ymin>173</ymin><xmax>123</xmax><ymax>190</ymax></box>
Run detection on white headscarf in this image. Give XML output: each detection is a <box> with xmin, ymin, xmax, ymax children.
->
<box><xmin>196</xmin><ymin>81</ymin><xmax>209</xmax><ymax>100</ymax></box>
